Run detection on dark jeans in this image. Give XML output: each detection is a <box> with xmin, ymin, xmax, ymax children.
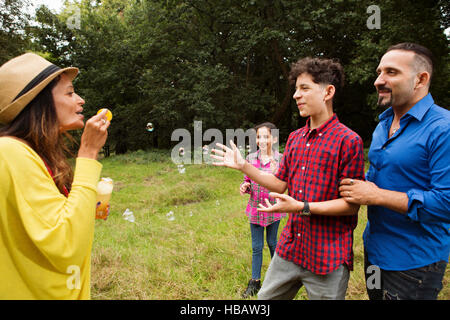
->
<box><xmin>364</xmin><ymin>250</ymin><xmax>447</xmax><ymax>300</ymax></box>
<box><xmin>250</xmin><ymin>221</ymin><xmax>280</xmax><ymax>280</ymax></box>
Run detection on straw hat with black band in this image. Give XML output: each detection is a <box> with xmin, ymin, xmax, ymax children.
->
<box><xmin>0</xmin><ymin>53</ymin><xmax>79</xmax><ymax>125</ymax></box>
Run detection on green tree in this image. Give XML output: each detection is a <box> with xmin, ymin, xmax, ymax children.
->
<box><xmin>0</xmin><ymin>0</ymin><xmax>31</xmax><ymax>65</ymax></box>
<box><xmin>26</xmin><ymin>0</ymin><xmax>449</xmax><ymax>152</ymax></box>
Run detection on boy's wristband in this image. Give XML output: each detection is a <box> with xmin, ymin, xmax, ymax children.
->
<box><xmin>300</xmin><ymin>200</ymin><xmax>311</xmax><ymax>216</ymax></box>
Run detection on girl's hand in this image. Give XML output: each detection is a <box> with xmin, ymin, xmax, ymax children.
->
<box><xmin>240</xmin><ymin>182</ymin><xmax>251</xmax><ymax>195</ymax></box>
<box><xmin>257</xmin><ymin>192</ymin><xmax>303</xmax><ymax>213</ymax></box>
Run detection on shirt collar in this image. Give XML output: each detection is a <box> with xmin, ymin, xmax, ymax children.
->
<box><xmin>379</xmin><ymin>93</ymin><xmax>434</xmax><ymax>122</ymax></box>
<box><xmin>304</xmin><ymin>113</ymin><xmax>339</xmax><ymax>137</ymax></box>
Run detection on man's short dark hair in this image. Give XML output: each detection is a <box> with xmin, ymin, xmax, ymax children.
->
<box><xmin>288</xmin><ymin>57</ymin><xmax>345</xmax><ymax>98</ymax></box>
<box><xmin>386</xmin><ymin>42</ymin><xmax>434</xmax><ymax>81</ymax></box>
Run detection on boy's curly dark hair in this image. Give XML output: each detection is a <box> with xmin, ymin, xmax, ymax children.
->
<box><xmin>289</xmin><ymin>57</ymin><xmax>345</xmax><ymax>100</ymax></box>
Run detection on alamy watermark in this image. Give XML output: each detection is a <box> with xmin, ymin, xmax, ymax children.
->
<box><xmin>170</xmin><ymin>121</ymin><xmax>279</xmax><ymax>165</ymax></box>
<box><xmin>366</xmin><ymin>264</ymin><xmax>381</xmax><ymax>290</ymax></box>
<box><xmin>66</xmin><ymin>265</ymin><xmax>81</xmax><ymax>290</ymax></box>
<box><xmin>367</xmin><ymin>5</ymin><xmax>381</xmax><ymax>30</ymax></box>
<box><xmin>66</xmin><ymin>5</ymin><xmax>81</xmax><ymax>30</ymax></box>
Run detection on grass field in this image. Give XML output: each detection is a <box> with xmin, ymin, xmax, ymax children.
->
<box><xmin>91</xmin><ymin>150</ymin><xmax>449</xmax><ymax>300</ymax></box>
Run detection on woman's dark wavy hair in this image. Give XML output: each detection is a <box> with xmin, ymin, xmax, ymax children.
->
<box><xmin>0</xmin><ymin>76</ymin><xmax>74</xmax><ymax>194</ymax></box>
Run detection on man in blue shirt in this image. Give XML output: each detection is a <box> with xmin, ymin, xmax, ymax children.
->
<box><xmin>339</xmin><ymin>42</ymin><xmax>449</xmax><ymax>300</ymax></box>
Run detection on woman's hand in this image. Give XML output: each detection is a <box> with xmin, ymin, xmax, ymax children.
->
<box><xmin>78</xmin><ymin>109</ymin><xmax>110</xmax><ymax>160</ymax></box>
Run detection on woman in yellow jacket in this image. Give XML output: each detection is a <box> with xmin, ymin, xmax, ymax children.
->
<box><xmin>0</xmin><ymin>53</ymin><xmax>110</xmax><ymax>299</ymax></box>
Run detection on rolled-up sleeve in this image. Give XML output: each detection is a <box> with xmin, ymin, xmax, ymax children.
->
<box><xmin>406</xmin><ymin>123</ymin><xmax>450</xmax><ymax>224</ymax></box>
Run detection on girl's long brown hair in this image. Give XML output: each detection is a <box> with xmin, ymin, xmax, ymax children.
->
<box><xmin>0</xmin><ymin>76</ymin><xmax>74</xmax><ymax>194</ymax></box>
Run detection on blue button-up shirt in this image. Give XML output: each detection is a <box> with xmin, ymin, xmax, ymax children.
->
<box><xmin>363</xmin><ymin>93</ymin><xmax>450</xmax><ymax>270</ymax></box>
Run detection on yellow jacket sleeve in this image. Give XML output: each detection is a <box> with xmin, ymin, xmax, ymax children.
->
<box><xmin>0</xmin><ymin>137</ymin><xmax>102</xmax><ymax>299</ymax></box>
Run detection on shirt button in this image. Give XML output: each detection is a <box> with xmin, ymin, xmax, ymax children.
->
<box><xmin>319</xmin><ymin>133</ymin><xmax>323</xmax><ymax>136</ymax></box>
<box><xmin>297</xmin><ymin>233</ymin><xmax>301</xmax><ymax>237</ymax></box>
<box><xmin>306</xmin><ymin>143</ymin><xmax>310</xmax><ymax>147</ymax></box>
<box><xmin>299</xmin><ymin>190</ymin><xmax>303</xmax><ymax>193</ymax></box>
<box><xmin>302</xmin><ymin>166</ymin><xmax>305</xmax><ymax>170</ymax></box>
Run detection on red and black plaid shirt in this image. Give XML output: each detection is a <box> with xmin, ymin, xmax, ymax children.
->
<box><xmin>275</xmin><ymin>114</ymin><xmax>365</xmax><ymax>275</ymax></box>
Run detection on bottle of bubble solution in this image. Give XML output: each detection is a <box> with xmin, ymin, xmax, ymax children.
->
<box><xmin>96</xmin><ymin>177</ymin><xmax>114</xmax><ymax>220</ymax></box>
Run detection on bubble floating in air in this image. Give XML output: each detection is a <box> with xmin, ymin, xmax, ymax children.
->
<box><xmin>122</xmin><ymin>208</ymin><xmax>135</xmax><ymax>223</ymax></box>
<box><xmin>166</xmin><ymin>211</ymin><xmax>175</xmax><ymax>221</ymax></box>
<box><xmin>177</xmin><ymin>164</ymin><xmax>185</xmax><ymax>174</ymax></box>
<box><xmin>146</xmin><ymin>122</ymin><xmax>154</xmax><ymax>132</ymax></box>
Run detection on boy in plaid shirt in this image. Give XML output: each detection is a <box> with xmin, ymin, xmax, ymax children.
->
<box><xmin>212</xmin><ymin>57</ymin><xmax>365</xmax><ymax>299</ymax></box>
<box><xmin>240</xmin><ymin>122</ymin><xmax>286</xmax><ymax>298</ymax></box>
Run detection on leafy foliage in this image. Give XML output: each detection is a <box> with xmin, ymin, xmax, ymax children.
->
<box><xmin>9</xmin><ymin>0</ymin><xmax>450</xmax><ymax>151</ymax></box>
<box><xmin>0</xmin><ymin>0</ymin><xmax>31</xmax><ymax>64</ymax></box>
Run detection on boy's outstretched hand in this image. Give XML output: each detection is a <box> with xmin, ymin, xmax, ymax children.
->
<box><xmin>211</xmin><ymin>140</ymin><xmax>246</xmax><ymax>170</ymax></box>
<box><xmin>257</xmin><ymin>192</ymin><xmax>303</xmax><ymax>213</ymax></box>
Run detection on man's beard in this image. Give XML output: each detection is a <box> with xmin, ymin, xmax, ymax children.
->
<box><xmin>377</xmin><ymin>86</ymin><xmax>393</xmax><ymax>108</ymax></box>
<box><xmin>377</xmin><ymin>95</ymin><xmax>393</xmax><ymax>108</ymax></box>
